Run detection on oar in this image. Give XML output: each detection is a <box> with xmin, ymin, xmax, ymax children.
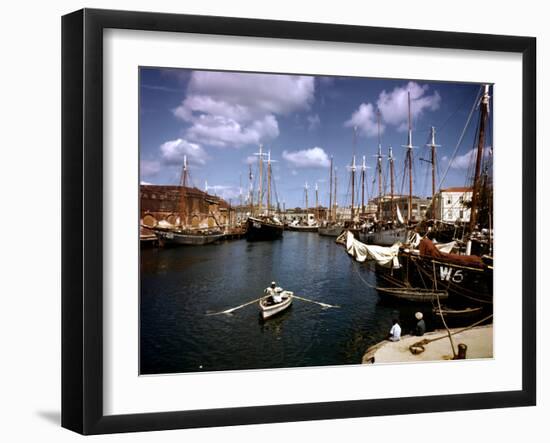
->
<box><xmin>293</xmin><ymin>295</ymin><xmax>340</xmax><ymax>309</ymax></box>
<box><xmin>206</xmin><ymin>295</ymin><xmax>267</xmax><ymax>316</ymax></box>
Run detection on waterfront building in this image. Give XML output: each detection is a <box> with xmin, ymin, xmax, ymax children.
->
<box><xmin>140</xmin><ymin>184</ymin><xmax>230</xmax><ymax>228</ymax></box>
<box><xmin>370</xmin><ymin>195</ymin><xmax>431</xmax><ymax>222</ymax></box>
<box><xmin>432</xmin><ymin>187</ymin><xmax>473</xmax><ymax>223</ymax></box>
<box><xmin>280</xmin><ymin>208</ymin><xmax>328</xmax><ymax>224</ymax></box>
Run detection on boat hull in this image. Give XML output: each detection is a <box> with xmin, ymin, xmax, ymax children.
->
<box><xmin>246</xmin><ymin>217</ymin><xmax>283</xmax><ymax>241</ymax></box>
<box><xmin>259</xmin><ymin>294</ymin><xmax>293</xmax><ymax>319</ymax></box>
<box><xmin>360</xmin><ymin>228</ymin><xmax>408</xmax><ymax>246</ymax></box>
<box><xmin>433</xmin><ymin>306</ymin><xmax>484</xmax><ymax>319</ymax></box>
<box><xmin>376</xmin><ymin>286</ymin><xmax>448</xmax><ymax>303</ymax></box>
<box><xmin>154</xmin><ymin>229</ymin><xmax>224</xmax><ymax>245</ymax></box>
<box><xmin>376</xmin><ymin>251</ymin><xmax>493</xmax><ymax>306</ymax></box>
<box><xmin>318</xmin><ymin>225</ymin><xmax>344</xmax><ymax>237</ymax></box>
<box><xmin>287</xmin><ymin>225</ymin><xmax>319</xmax><ymax>232</ymax></box>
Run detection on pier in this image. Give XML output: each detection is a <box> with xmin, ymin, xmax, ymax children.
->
<box><xmin>362</xmin><ymin>324</ymin><xmax>493</xmax><ymax>364</ymax></box>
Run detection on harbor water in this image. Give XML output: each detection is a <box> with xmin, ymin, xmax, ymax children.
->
<box><xmin>140</xmin><ymin>231</ymin><xmax>435</xmax><ymax>374</ymax></box>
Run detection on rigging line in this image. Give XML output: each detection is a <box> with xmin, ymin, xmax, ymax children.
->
<box><xmin>411</xmin><ymin>257</ymin><xmax>493</xmax><ymax>304</ymax></box>
<box><xmin>412</xmin><ymin>313</ymin><xmax>493</xmax><ymax>348</ymax></box>
<box><xmin>438</xmin><ymin>85</ymin><xmax>483</xmax><ymax>189</ymax></box>
<box><xmin>435</xmin><ymin>91</ymin><xmax>475</xmax><ymax>133</ymax></box>
<box><xmin>351</xmin><ymin>259</ymin><xmax>378</xmax><ymax>289</ymax></box>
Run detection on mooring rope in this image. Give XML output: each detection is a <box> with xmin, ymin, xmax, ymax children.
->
<box><xmin>351</xmin><ymin>259</ymin><xmax>378</xmax><ymax>289</ymax></box>
<box><xmin>433</xmin><ymin>261</ymin><xmax>457</xmax><ymax>358</ymax></box>
<box><xmin>411</xmin><ymin>313</ymin><xmax>493</xmax><ymax>349</ymax></box>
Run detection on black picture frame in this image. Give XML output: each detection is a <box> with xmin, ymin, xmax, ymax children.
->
<box><xmin>62</xmin><ymin>8</ymin><xmax>536</xmax><ymax>435</ymax></box>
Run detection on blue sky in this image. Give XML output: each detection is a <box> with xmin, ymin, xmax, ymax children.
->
<box><xmin>139</xmin><ymin>68</ymin><xmax>492</xmax><ymax>208</ymax></box>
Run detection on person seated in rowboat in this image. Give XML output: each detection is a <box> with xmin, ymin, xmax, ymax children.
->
<box><xmin>387</xmin><ymin>318</ymin><xmax>401</xmax><ymax>342</ymax></box>
<box><xmin>265</xmin><ymin>281</ymin><xmax>284</xmax><ymax>304</ymax></box>
<box><xmin>414</xmin><ymin>312</ymin><xmax>426</xmax><ymax>336</ymax></box>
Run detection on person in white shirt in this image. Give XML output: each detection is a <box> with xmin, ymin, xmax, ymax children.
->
<box><xmin>388</xmin><ymin>319</ymin><xmax>402</xmax><ymax>342</ymax></box>
<box><xmin>265</xmin><ymin>281</ymin><xmax>283</xmax><ymax>303</ymax></box>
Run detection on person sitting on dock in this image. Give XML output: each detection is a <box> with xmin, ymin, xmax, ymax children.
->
<box><xmin>414</xmin><ymin>312</ymin><xmax>426</xmax><ymax>336</ymax></box>
<box><xmin>265</xmin><ymin>281</ymin><xmax>283</xmax><ymax>304</ymax></box>
<box><xmin>388</xmin><ymin>319</ymin><xmax>401</xmax><ymax>342</ymax></box>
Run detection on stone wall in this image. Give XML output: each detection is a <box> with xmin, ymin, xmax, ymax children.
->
<box><xmin>140</xmin><ymin>185</ymin><xmax>230</xmax><ymax>228</ymax></box>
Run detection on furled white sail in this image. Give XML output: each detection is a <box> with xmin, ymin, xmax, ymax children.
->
<box><xmin>408</xmin><ymin>232</ymin><xmax>422</xmax><ymax>248</ymax></box>
<box><xmin>345</xmin><ymin>231</ymin><xmax>401</xmax><ymax>268</ymax></box>
<box><xmin>396</xmin><ymin>204</ymin><xmax>405</xmax><ymax>224</ymax></box>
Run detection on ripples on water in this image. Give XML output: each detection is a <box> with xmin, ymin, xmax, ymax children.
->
<box><xmin>140</xmin><ymin>232</ymin><xmax>433</xmax><ymax>374</ymax></box>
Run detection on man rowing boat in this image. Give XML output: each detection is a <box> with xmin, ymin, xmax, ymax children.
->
<box><xmin>265</xmin><ymin>281</ymin><xmax>284</xmax><ymax>304</ymax></box>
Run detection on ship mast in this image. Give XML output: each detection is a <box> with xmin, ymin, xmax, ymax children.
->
<box><xmin>426</xmin><ymin>126</ymin><xmax>440</xmax><ymax>200</ymax></box>
<box><xmin>180</xmin><ymin>155</ymin><xmax>188</xmax><ymax>187</ymax></box>
<box><xmin>377</xmin><ymin>110</ymin><xmax>383</xmax><ymax>221</ymax></box>
<box><xmin>257</xmin><ymin>144</ymin><xmax>263</xmax><ymax>215</ymax></box>
<box><xmin>248</xmin><ymin>164</ymin><xmax>253</xmax><ymax>214</ymax></box>
<box><xmin>361</xmin><ymin>155</ymin><xmax>366</xmax><ymax>217</ymax></box>
<box><xmin>350</xmin><ymin>127</ymin><xmax>357</xmax><ymax>221</ymax></box>
<box><xmin>178</xmin><ymin>155</ymin><xmax>189</xmax><ymax>227</ymax></box>
<box><xmin>469</xmin><ymin>84</ymin><xmax>490</xmax><ymax>231</ymax></box>
<box><xmin>402</xmin><ymin>92</ymin><xmax>416</xmax><ymax>222</ymax></box>
<box><xmin>304</xmin><ymin>182</ymin><xmax>309</xmax><ymax>214</ymax></box>
<box><xmin>315</xmin><ymin>182</ymin><xmax>319</xmax><ymax>221</ymax></box>
<box><xmin>333</xmin><ymin>167</ymin><xmax>338</xmax><ymax>221</ymax></box>
<box><xmin>266</xmin><ymin>150</ymin><xmax>272</xmax><ymax>217</ymax></box>
<box><xmin>389</xmin><ymin>146</ymin><xmax>395</xmax><ymax>223</ymax></box>
<box><xmin>328</xmin><ymin>156</ymin><xmax>333</xmax><ymax>222</ymax></box>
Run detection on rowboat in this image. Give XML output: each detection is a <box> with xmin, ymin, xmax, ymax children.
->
<box><xmin>153</xmin><ymin>227</ymin><xmax>224</xmax><ymax>245</ymax></box>
<box><xmin>259</xmin><ymin>291</ymin><xmax>293</xmax><ymax>320</ymax></box>
<box><xmin>376</xmin><ymin>286</ymin><xmax>448</xmax><ymax>303</ymax></box>
<box><xmin>433</xmin><ymin>306</ymin><xmax>483</xmax><ymax>319</ymax></box>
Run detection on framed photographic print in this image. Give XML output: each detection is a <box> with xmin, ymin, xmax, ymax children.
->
<box><xmin>62</xmin><ymin>8</ymin><xmax>536</xmax><ymax>435</ymax></box>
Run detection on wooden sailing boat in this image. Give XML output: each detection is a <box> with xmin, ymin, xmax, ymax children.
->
<box><xmin>375</xmin><ymin>85</ymin><xmax>494</xmax><ymax>305</ymax></box>
<box><xmin>343</xmin><ymin>126</ymin><xmax>363</xmax><ymax>233</ymax></box>
<box><xmin>152</xmin><ymin>155</ymin><xmax>225</xmax><ymax>246</ymax></box>
<box><xmin>287</xmin><ymin>182</ymin><xmax>319</xmax><ymax>232</ymax></box>
<box><xmin>246</xmin><ymin>146</ymin><xmax>284</xmax><ymax>241</ymax></box>
<box><xmin>362</xmin><ymin>109</ymin><xmax>408</xmax><ymax>246</ymax></box>
<box><xmin>318</xmin><ymin>156</ymin><xmax>344</xmax><ymax>237</ymax></box>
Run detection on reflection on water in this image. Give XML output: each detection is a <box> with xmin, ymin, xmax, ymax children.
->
<box><xmin>140</xmin><ymin>232</ymin><xmax>430</xmax><ymax>374</ymax></box>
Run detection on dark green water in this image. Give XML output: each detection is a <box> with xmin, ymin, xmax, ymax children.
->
<box><xmin>140</xmin><ymin>232</ymin><xmax>430</xmax><ymax>374</ymax></box>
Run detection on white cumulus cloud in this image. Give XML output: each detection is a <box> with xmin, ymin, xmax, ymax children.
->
<box><xmin>282</xmin><ymin>147</ymin><xmax>330</xmax><ymax>169</ymax></box>
<box><xmin>449</xmin><ymin>147</ymin><xmax>492</xmax><ymax>170</ymax></box>
<box><xmin>344</xmin><ymin>103</ymin><xmax>382</xmax><ymax>137</ymax></box>
<box><xmin>173</xmin><ymin>71</ymin><xmax>315</xmax><ymax>148</ymax></box>
<box><xmin>346</xmin><ymin>81</ymin><xmax>441</xmax><ymax>136</ymax></box>
<box><xmin>205</xmin><ymin>185</ymin><xmax>241</xmax><ymax>201</ymax></box>
<box><xmin>159</xmin><ymin>138</ymin><xmax>208</xmax><ymax>166</ymax></box>
<box><xmin>184</xmin><ymin>114</ymin><xmax>279</xmax><ymax>148</ymax></box>
<box><xmin>377</xmin><ymin>81</ymin><xmax>441</xmax><ymax>131</ymax></box>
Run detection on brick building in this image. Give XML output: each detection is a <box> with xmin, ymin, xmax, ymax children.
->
<box><xmin>140</xmin><ymin>185</ymin><xmax>231</xmax><ymax>228</ymax></box>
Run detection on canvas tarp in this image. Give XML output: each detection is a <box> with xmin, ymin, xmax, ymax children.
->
<box><xmin>419</xmin><ymin>237</ymin><xmax>484</xmax><ymax>268</ymax></box>
<box><xmin>345</xmin><ymin>231</ymin><xmax>401</xmax><ymax>269</ymax></box>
